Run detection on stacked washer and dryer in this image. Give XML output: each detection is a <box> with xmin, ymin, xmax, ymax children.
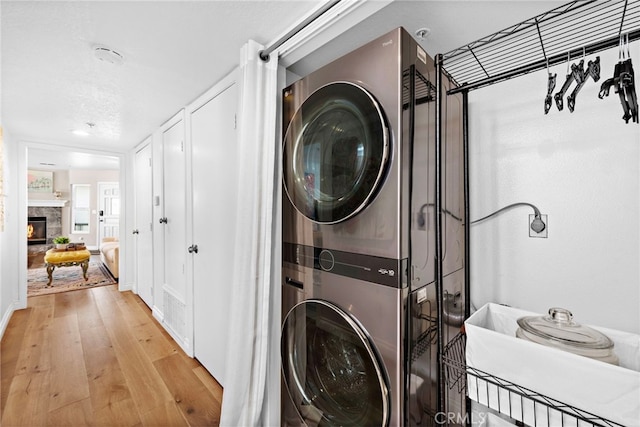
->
<box><xmin>281</xmin><ymin>27</ymin><xmax>465</xmax><ymax>426</ymax></box>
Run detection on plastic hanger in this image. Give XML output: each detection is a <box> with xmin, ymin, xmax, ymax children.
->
<box><xmin>544</xmin><ymin>59</ymin><xmax>557</xmax><ymax>114</ymax></box>
<box><xmin>567</xmin><ymin>54</ymin><xmax>600</xmax><ymax>113</ymax></box>
<box><xmin>554</xmin><ymin>53</ymin><xmax>580</xmax><ymax>111</ymax></box>
<box><xmin>599</xmin><ymin>34</ymin><xmax>638</xmax><ymax>123</ymax></box>
<box><xmin>619</xmin><ymin>34</ymin><xmax>638</xmax><ymax>123</ymax></box>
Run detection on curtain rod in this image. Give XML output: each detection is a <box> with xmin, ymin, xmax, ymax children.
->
<box><xmin>259</xmin><ymin>0</ymin><xmax>342</xmax><ymax>61</ymax></box>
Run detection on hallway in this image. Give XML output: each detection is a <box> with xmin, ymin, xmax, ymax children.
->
<box><xmin>1</xmin><ymin>285</ymin><xmax>222</xmax><ymax>426</ymax></box>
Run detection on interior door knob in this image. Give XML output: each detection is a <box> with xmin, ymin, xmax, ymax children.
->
<box><xmin>188</xmin><ymin>244</ymin><xmax>198</xmax><ymax>254</ymax></box>
<box><xmin>132</xmin><ymin>229</ymin><xmax>139</xmax><ymax>235</ymax></box>
<box><xmin>159</xmin><ymin>217</ymin><xmax>168</xmax><ymax>224</ymax></box>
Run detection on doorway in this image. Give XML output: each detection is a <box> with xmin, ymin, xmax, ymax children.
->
<box><xmin>23</xmin><ymin>146</ymin><xmax>122</xmax><ymax>298</ymax></box>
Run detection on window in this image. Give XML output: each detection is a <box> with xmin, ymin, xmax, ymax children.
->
<box><xmin>72</xmin><ymin>184</ymin><xmax>90</xmax><ymax>233</ymax></box>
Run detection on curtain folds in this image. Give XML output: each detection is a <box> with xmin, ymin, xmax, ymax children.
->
<box><xmin>220</xmin><ymin>40</ymin><xmax>279</xmax><ymax>427</ymax></box>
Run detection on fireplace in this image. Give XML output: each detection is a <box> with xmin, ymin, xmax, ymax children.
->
<box><xmin>28</xmin><ymin>216</ymin><xmax>47</xmax><ymax>245</ymax></box>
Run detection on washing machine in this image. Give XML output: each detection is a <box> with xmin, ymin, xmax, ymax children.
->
<box><xmin>281</xmin><ymin>27</ymin><xmax>465</xmax><ymax>426</ymax></box>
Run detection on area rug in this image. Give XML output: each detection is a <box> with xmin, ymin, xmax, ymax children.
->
<box><xmin>27</xmin><ymin>261</ymin><xmax>117</xmax><ymax>297</ymax></box>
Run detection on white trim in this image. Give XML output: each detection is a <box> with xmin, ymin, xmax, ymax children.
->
<box><xmin>275</xmin><ymin>0</ymin><xmax>393</xmax><ymax>67</ymax></box>
<box><xmin>0</xmin><ymin>300</ymin><xmax>19</xmax><ymax>341</ymax></box>
<box><xmin>17</xmin><ymin>140</ymin><xmax>127</xmax><ymax>305</ymax></box>
<box><xmin>28</xmin><ymin>199</ymin><xmax>68</xmax><ymax>207</ymax></box>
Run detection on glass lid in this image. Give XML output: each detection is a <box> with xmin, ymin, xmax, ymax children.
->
<box><xmin>517</xmin><ymin>307</ymin><xmax>614</xmax><ymax>350</ymax></box>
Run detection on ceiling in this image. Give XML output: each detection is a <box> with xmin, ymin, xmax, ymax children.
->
<box><xmin>1</xmin><ymin>0</ymin><xmax>563</xmax><ymax>170</ymax></box>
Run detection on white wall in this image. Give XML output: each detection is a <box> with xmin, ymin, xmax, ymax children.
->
<box><xmin>0</xmin><ymin>128</ymin><xmax>21</xmax><ymax>337</ymax></box>
<box><xmin>469</xmin><ymin>44</ymin><xmax>640</xmax><ymax>333</ymax></box>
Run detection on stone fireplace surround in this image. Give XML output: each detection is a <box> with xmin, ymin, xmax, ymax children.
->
<box><xmin>27</xmin><ymin>206</ymin><xmax>62</xmax><ymax>254</ymax></box>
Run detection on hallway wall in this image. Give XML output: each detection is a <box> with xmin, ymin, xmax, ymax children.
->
<box><xmin>0</xmin><ymin>128</ymin><xmax>21</xmax><ymax>337</ymax></box>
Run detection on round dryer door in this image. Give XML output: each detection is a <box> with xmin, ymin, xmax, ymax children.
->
<box><xmin>281</xmin><ymin>300</ymin><xmax>390</xmax><ymax>426</ymax></box>
<box><xmin>283</xmin><ymin>82</ymin><xmax>390</xmax><ymax>224</ymax></box>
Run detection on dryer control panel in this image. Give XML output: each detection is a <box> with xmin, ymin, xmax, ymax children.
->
<box><xmin>283</xmin><ymin>242</ymin><xmax>407</xmax><ymax>288</ymax></box>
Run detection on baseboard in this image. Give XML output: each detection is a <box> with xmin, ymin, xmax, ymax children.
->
<box><xmin>152</xmin><ymin>305</ymin><xmax>193</xmax><ymax>357</ymax></box>
<box><xmin>0</xmin><ymin>300</ymin><xmax>19</xmax><ymax>341</ymax></box>
<box><xmin>118</xmin><ymin>281</ymin><xmax>132</xmax><ymax>291</ymax></box>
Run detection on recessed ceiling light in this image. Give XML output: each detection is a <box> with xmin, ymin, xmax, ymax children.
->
<box><xmin>93</xmin><ymin>44</ymin><xmax>124</xmax><ymax>65</ymax></box>
<box><xmin>72</xmin><ymin>122</ymin><xmax>95</xmax><ymax>137</ymax></box>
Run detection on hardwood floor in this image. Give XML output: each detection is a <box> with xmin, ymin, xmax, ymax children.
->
<box><xmin>0</xmin><ymin>285</ymin><xmax>223</xmax><ymax>426</ymax></box>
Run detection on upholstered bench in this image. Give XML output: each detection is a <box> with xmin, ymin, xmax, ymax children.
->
<box><xmin>44</xmin><ymin>248</ymin><xmax>91</xmax><ymax>287</ymax></box>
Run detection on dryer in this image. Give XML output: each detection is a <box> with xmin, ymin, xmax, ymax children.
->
<box><xmin>281</xmin><ymin>27</ymin><xmax>465</xmax><ymax>426</ymax></box>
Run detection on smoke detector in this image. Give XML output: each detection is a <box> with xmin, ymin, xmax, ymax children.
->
<box><xmin>93</xmin><ymin>44</ymin><xmax>124</xmax><ymax>65</ymax></box>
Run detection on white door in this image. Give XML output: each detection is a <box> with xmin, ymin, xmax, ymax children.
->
<box><xmin>190</xmin><ymin>83</ymin><xmax>237</xmax><ymax>386</ymax></box>
<box><xmin>162</xmin><ymin>117</ymin><xmax>187</xmax><ymax>300</ymax></box>
<box><xmin>135</xmin><ymin>142</ymin><xmax>154</xmax><ymax>308</ymax></box>
<box><xmin>98</xmin><ymin>182</ymin><xmax>120</xmax><ymax>242</ymax></box>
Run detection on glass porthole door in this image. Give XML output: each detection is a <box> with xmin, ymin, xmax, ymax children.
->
<box><xmin>281</xmin><ymin>300</ymin><xmax>390</xmax><ymax>426</ymax></box>
<box><xmin>283</xmin><ymin>82</ymin><xmax>390</xmax><ymax>224</ymax></box>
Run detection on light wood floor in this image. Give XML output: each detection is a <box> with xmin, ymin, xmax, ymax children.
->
<box><xmin>1</xmin><ymin>284</ymin><xmax>223</xmax><ymax>426</ymax></box>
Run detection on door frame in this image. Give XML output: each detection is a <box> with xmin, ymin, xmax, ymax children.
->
<box><xmin>133</xmin><ymin>138</ymin><xmax>154</xmax><ymax>308</ymax></box>
<box><xmin>16</xmin><ymin>140</ymin><xmax>128</xmax><ymax>310</ymax></box>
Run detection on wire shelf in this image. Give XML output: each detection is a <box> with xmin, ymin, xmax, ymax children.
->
<box><xmin>403</xmin><ymin>68</ymin><xmax>436</xmax><ymax>110</ymax></box>
<box><xmin>442</xmin><ymin>333</ymin><xmax>624</xmax><ymax>427</ymax></box>
<box><xmin>442</xmin><ymin>0</ymin><xmax>640</xmax><ymax>93</ymax></box>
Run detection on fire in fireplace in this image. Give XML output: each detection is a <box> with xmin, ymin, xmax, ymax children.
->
<box><xmin>28</xmin><ymin>216</ymin><xmax>47</xmax><ymax>245</ymax></box>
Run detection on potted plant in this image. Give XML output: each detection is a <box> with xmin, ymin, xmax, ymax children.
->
<box><xmin>53</xmin><ymin>236</ymin><xmax>70</xmax><ymax>250</ymax></box>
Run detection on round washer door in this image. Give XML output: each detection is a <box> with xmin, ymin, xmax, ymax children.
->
<box><xmin>283</xmin><ymin>82</ymin><xmax>390</xmax><ymax>224</ymax></box>
<box><xmin>281</xmin><ymin>300</ymin><xmax>390</xmax><ymax>426</ymax></box>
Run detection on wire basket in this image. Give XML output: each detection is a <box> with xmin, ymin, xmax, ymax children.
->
<box><xmin>442</xmin><ymin>331</ymin><xmax>467</xmax><ymax>394</ymax></box>
<box><xmin>441</xmin><ymin>332</ymin><xmax>624</xmax><ymax>427</ymax></box>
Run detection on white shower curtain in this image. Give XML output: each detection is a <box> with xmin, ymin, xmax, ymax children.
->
<box><xmin>219</xmin><ymin>39</ymin><xmax>279</xmax><ymax>427</ymax></box>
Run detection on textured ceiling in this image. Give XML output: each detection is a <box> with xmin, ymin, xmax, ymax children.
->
<box><xmin>1</xmin><ymin>0</ymin><xmax>321</xmax><ymax>155</ymax></box>
<box><xmin>1</xmin><ymin>0</ymin><xmax>564</xmax><ymax>169</ymax></box>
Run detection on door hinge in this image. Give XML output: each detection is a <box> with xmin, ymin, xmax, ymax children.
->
<box><xmin>234</xmin><ymin>114</ymin><xmax>237</xmax><ymax>129</ymax></box>
<box><xmin>148</xmin><ymin>157</ymin><xmax>151</xmax><ymax>167</ymax></box>
<box><xmin>180</xmin><ymin>141</ymin><xmax>184</xmax><ymax>152</ymax></box>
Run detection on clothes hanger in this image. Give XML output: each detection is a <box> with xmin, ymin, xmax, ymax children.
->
<box><xmin>598</xmin><ymin>35</ymin><xmax>624</xmax><ymax>99</ymax></box>
<box><xmin>544</xmin><ymin>59</ymin><xmax>557</xmax><ymax>114</ymax></box>
<box><xmin>600</xmin><ymin>33</ymin><xmax>638</xmax><ymax>123</ymax></box>
<box><xmin>567</xmin><ymin>49</ymin><xmax>600</xmax><ymax>113</ymax></box>
<box><xmin>616</xmin><ymin>34</ymin><xmax>633</xmax><ymax>122</ymax></box>
<box><xmin>619</xmin><ymin>33</ymin><xmax>638</xmax><ymax>123</ymax></box>
<box><xmin>554</xmin><ymin>52</ymin><xmax>582</xmax><ymax>111</ymax></box>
